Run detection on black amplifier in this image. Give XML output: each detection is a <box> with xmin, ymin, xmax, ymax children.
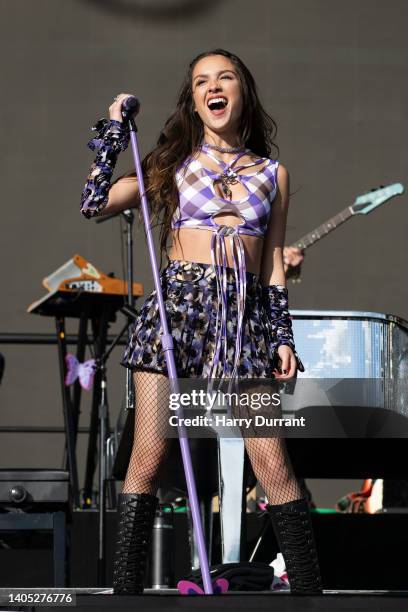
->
<box><xmin>0</xmin><ymin>470</ymin><xmax>70</xmax><ymax>509</ymax></box>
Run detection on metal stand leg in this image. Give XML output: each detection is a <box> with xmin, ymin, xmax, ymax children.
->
<box><xmin>55</xmin><ymin>317</ymin><xmax>80</xmax><ymax>507</ymax></box>
<box><xmin>97</xmin><ymin>369</ymin><xmax>108</xmax><ymax>586</ymax></box>
<box><xmin>71</xmin><ymin>313</ymin><xmax>89</xmax><ymax>445</ymax></box>
<box><xmin>83</xmin><ymin>310</ymin><xmax>110</xmax><ymax>505</ymax></box>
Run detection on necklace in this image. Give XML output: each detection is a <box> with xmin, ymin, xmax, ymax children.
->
<box><xmin>201</xmin><ymin>142</ymin><xmax>245</xmax><ymax>154</ymax></box>
<box><xmin>219</xmin><ymin>168</ymin><xmax>239</xmax><ymax>199</ymax></box>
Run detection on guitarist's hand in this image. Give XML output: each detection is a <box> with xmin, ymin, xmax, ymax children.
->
<box><xmin>283</xmin><ymin>246</ymin><xmax>304</xmax><ymax>281</ymax></box>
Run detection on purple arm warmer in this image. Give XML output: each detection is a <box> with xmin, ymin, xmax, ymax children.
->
<box><xmin>80</xmin><ymin>118</ymin><xmax>130</xmax><ymax>218</ymax></box>
<box><xmin>261</xmin><ymin>284</ymin><xmax>305</xmax><ymax>373</ymax></box>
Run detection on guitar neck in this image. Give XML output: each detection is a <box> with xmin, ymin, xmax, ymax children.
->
<box><xmin>290</xmin><ymin>206</ymin><xmax>354</xmax><ymax>250</ymax></box>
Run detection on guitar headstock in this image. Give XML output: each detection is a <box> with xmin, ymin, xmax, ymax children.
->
<box><xmin>352</xmin><ymin>183</ymin><xmax>404</xmax><ymax>215</ymax></box>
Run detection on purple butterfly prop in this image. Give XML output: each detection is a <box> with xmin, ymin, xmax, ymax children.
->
<box><xmin>65</xmin><ymin>354</ymin><xmax>96</xmax><ymax>391</ymax></box>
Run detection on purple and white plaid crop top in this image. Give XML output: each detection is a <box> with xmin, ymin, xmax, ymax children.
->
<box><xmin>172</xmin><ymin>144</ymin><xmax>279</xmax><ymax>237</ymax></box>
<box><xmin>171</xmin><ymin>144</ymin><xmax>280</xmax><ymax>388</ymax></box>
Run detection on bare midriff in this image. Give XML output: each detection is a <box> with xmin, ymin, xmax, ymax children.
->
<box><xmin>168</xmin><ymin>223</ymin><xmax>264</xmax><ymax>275</ymax></box>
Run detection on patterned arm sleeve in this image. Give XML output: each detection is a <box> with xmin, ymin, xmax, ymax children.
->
<box><xmin>261</xmin><ymin>284</ymin><xmax>305</xmax><ymax>372</ymax></box>
<box><xmin>80</xmin><ymin>118</ymin><xmax>130</xmax><ymax>218</ymax></box>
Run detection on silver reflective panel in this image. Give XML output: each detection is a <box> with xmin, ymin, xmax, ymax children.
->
<box><xmin>290</xmin><ymin>310</ymin><xmax>408</xmax><ymax>419</ymax></box>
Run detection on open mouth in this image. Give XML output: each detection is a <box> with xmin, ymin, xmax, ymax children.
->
<box><xmin>207</xmin><ymin>97</ymin><xmax>228</xmax><ymax>114</ymax></box>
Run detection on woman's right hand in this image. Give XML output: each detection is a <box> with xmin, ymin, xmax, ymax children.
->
<box><xmin>109</xmin><ymin>93</ymin><xmax>137</xmax><ymax>123</ymax></box>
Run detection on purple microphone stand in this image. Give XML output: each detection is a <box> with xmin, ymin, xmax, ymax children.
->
<box><xmin>126</xmin><ymin>112</ymin><xmax>213</xmax><ymax>595</ymax></box>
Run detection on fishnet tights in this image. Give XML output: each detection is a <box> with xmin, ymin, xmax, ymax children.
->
<box><xmin>122</xmin><ymin>371</ymin><xmax>172</xmax><ymax>495</ymax></box>
<box><xmin>123</xmin><ymin>372</ymin><xmax>304</xmax><ymax>505</ymax></box>
<box><xmin>243</xmin><ymin>436</ymin><xmax>303</xmax><ymax>505</ymax></box>
<box><xmin>236</xmin><ymin>380</ymin><xmax>304</xmax><ymax>505</ymax></box>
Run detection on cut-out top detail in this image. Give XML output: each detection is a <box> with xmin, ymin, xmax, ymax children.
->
<box><xmin>171</xmin><ymin>144</ymin><xmax>279</xmax><ymax>237</ymax></box>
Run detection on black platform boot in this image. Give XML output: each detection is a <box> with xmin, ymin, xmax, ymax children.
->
<box><xmin>112</xmin><ymin>492</ymin><xmax>159</xmax><ymax>595</ymax></box>
<box><xmin>267</xmin><ymin>498</ymin><xmax>323</xmax><ymax>595</ymax></box>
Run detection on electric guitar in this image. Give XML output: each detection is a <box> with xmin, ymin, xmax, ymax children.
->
<box><xmin>287</xmin><ymin>183</ymin><xmax>405</xmax><ymax>281</ymax></box>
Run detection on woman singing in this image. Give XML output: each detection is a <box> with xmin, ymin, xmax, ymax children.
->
<box><xmin>80</xmin><ymin>49</ymin><xmax>322</xmax><ymax>595</ymax></box>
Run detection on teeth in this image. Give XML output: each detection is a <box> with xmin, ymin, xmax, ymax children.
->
<box><xmin>208</xmin><ymin>97</ymin><xmax>227</xmax><ymax>108</ymax></box>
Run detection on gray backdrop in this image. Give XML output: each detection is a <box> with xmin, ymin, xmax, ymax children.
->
<box><xmin>1</xmin><ymin>0</ymin><xmax>407</xmax><ymax>507</ymax></box>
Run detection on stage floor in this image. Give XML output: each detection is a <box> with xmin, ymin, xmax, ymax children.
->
<box><xmin>1</xmin><ymin>589</ymin><xmax>408</xmax><ymax>611</ymax></box>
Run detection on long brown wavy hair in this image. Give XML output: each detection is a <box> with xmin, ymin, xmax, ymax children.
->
<box><xmin>121</xmin><ymin>49</ymin><xmax>279</xmax><ymax>260</ymax></box>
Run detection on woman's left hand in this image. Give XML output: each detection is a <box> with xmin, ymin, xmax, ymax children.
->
<box><xmin>272</xmin><ymin>344</ymin><xmax>298</xmax><ymax>379</ymax></box>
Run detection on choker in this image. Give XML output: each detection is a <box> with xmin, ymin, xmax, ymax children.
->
<box><xmin>201</xmin><ymin>142</ymin><xmax>246</xmax><ymax>154</ymax></box>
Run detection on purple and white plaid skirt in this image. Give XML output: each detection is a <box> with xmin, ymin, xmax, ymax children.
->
<box><xmin>121</xmin><ymin>258</ymin><xmax>276</xmax><ymax>379</ymax></box>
